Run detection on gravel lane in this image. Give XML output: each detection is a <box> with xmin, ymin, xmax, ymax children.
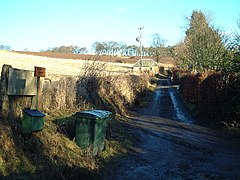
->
<box><xmin>100</xmin><ymin>79</ymin><xmax>240</xmax><ymax>180</ymax></box>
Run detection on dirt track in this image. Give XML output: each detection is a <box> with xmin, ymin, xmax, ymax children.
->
<box><xmin>100</xmin><ymin>78</ymin><xmax>240</xmax><ymax>179</ymax></box>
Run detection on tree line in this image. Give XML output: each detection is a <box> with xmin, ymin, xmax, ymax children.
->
<box><xmin>91</xmin><ymin>36</ymin><xmax>167</xmax><ymax>59</ymax></box>
<box><xmin>43</xmin><ymin>45</ymin><xmax>88</xmax><ymax>54</ymax></box>
<box><xmin>1</xmin><ymin>36</ymin><xmax>171</xmax><ymax>63</ymax></box>
<box><xmin>44</xmin><ymin>34</ymin><xmax>171</xmax><ymax>63</ymax></box>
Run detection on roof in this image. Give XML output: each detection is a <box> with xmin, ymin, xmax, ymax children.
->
<box><xmin>133</xmin><ymin>59</ymin><xmax>158</xmax><ymax>67</ymax></box>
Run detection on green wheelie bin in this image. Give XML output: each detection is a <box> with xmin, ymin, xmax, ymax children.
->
<box><xmin>22</xmin><ymin>108</ymin><xmax>45</xmax><ymax>133</ymax></box>
<box><xmin>74</xmin><ymin>110</ymin><xmax>112</xmax><ymax>155</ymax></box>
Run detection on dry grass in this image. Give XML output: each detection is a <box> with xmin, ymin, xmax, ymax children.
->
<box><xmin>0</xmin><ymin>51</ymin><xmax>175</xmax><ymax>78</ymax></box>
<box><xmin>0</xmin><ymin>111</ymin><xmax>136</xmax><ymax>178</ymax></box>
<box><xmin>0</xmin><ymin>50</ymin><xmax>152</xmax><ymax>178</ymax></box>
<box><xmin>0</xmin><ymin>115</ymin><xmax>96</xmax><ymax>179</ymax></box>
<box><xmin>77</xmin><ymin>74</ymin><xmax>150</xmax><ymax>114</ymax></box>
<box><xmin>0</xmin><ymin>51</ymin><xmax>133</xmax><ymax>77</ymax></box>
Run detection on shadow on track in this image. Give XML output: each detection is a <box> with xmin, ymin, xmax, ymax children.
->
<box><xmin>100</xmin><ymin>77</ymin><xmax>240</xmax><ymax>180</ymax></box>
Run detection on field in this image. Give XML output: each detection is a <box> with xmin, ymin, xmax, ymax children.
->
<box><xmin>15</xmin><ymin>51</ymin><xmax>139</xmax><ymax>63</ymax></box>
<box><xmin>0</xmin><ymin>51</ymin><xmax>175</xmax><ymax>80</ymax></box>
<box><xmin>0</xmin><ymin>51</ymin><xmax>135</xmax><ymax>77</ymax></box>
<box><xmin>15</xmin><ymin>51</ymin><xmax>175</xmax><ymax>65</ymax></box>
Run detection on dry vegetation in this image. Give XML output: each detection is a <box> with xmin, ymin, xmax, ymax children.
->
<box><xmin>0</xmin><ymin>72</ymin><xmax>150</xmax><ymax>178</ymax></box>
<box><xmin>0</xmin><ymin>50</ymin><xmax>152</xmax><ymax>178</ymax></box>
<box><xmin>0</xmin><ymin>117</ymin><xmax>96</xmax><ymax>179</ymax></box>
<box><xmin>173</xmin><ymin>69</ymin><xmax>240</xmax><ymax>129</ymax></box>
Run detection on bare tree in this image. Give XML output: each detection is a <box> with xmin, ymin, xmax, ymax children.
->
<box><xmin>48</xmin><ymin>45</ymin><xmax>81</xmax><ymax>54</ymax></box>
<box><xmin>77</xmin><ymin>47</ymin><xmax>88</xmax><ymax>54</ymax></box>
<box><xmin>150</xmin><ymin>34</ymin><xmax>166</xmax><ymax>62</ymax></box>
<box><xmin>118</xmin><ymin>42</ymin><xmax>127</xmax><ymax>56</ymax></box>
<box><xmin>92</xmin><ymin>42</ymin><xmax>106</xmax><ymax>55</ymax></box>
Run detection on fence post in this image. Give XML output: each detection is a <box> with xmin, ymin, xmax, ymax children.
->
<box><xmin>0</xmin><ymin>64</ymin><xmax>12</xmax><ymax>119</ymax></box>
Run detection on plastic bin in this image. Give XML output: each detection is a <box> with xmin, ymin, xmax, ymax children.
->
<box><xmin>22</xmin><ymin>108</ymin><xmax>45</xmax><ymax>133</ymax></box>
<box><xmin>74</xmin><ymin>110</ymin><xmax>112</xmax><ymax>155</ymax></box>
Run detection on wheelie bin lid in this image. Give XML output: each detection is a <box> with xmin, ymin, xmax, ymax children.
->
<box><xmin>23</xmin><ymin>108</ymin><xmax>45</xmax><ymax>117</ymax></box>
<box><xmin>74</xmin><ymin>110</ymin><xmax>112</xmax><ymax>120</ymax></box>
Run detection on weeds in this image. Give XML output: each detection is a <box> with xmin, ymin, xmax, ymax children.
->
<box><xmin>0</xmin><ymin>54</ymin><xmax>151</xmax><ymax>178</ymax></box>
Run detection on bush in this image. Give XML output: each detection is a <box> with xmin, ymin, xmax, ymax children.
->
<box><xmin>180</xmin><ymin>73</ymin><xmax>201</xmax><ymax>103</ymax></box>
<box><xmin>222</xmin><ymin>75</ymin><xmax>240</xmax><ymax>122</ymax></box>
<box><xmin>172</xmin><ymin>69</ymin><xmax>189</xmax><ymax>85</ymax></box>
<box><xmin>76</xmin><ymin>74</ymin><xmax>149</xmax><ymax>114</ymax></box>
<box><xmin>177</xmin><ymin>70</ymin><xmax>240</xmax><ymax>126</ymax></box>
<box><xmin>198</xmin><ymin>73</ymin><xmax>225</xmax><ymax>119</ymax></box>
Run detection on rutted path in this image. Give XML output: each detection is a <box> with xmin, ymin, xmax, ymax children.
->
<box><xmin>100</xmin><ymin>78</ymin><xmax>240</xmax><ymax>179</ymax></box>
<box><xmin>142</xmin><ymin>79</ymin><xmax>192</xmax><ymax>124</ymax></box>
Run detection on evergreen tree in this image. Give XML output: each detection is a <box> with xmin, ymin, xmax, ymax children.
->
<box><xmin>179</xmin><ymin>11</ymin><xmax>228</xmax><ymax>72</ymax></box>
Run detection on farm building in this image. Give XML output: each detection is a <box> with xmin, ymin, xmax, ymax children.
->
<box><xmin>132</xmin><ymin>59</ymin><xmax>159</xmax><ymax>74</ymax></box>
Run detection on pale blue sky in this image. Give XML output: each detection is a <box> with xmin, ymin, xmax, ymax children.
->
<box><xmin>1</xmin><ymin>0</ymin><xmax>239</xmax><ymax>51</ymax></box>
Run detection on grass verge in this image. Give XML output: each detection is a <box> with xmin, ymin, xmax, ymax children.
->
<box><xmin>0</xmin><ymin>111</ymin><xmax>138</xmax><ymax>179</ymax></box>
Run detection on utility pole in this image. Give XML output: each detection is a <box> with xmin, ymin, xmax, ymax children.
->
<box><xmin>137</xmin><ymin>26</ymin><xmax>144</xmax><ymax>71</ymax></box>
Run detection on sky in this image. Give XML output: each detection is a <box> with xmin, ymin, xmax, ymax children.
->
<box><xmin>1</xmin><ymin>0</ymin><xmax>240</xmax><ymax>51</ymax></box>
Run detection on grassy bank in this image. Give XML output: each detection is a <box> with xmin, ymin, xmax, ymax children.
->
<box><xmin>0</xmin><ymin>72</ymin><xmax>151</xmax><ymax>179</ymax></box>
<box><xmin>0</xmin><ymin>113</ymin><xmax>139</xmax><ymax>179</ymax></box>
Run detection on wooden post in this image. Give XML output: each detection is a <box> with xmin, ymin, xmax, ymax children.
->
<box><xmin>0</xmin><ymin>64</ymin><xmax>12</xmax><ymax>119</ymax></box>
<box><xmin>36</xmin><ymin>77</ymin><xmax>40</xmax><ymax>110</ymax></box>
<box><xmin>34</xmin><ymin>66</ymin><xmax>46</xmax><ymax>110</ymax></box>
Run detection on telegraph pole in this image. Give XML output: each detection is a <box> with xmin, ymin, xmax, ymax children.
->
<box><xmin>138</xmin><ymin>26</ymin><xmax>144</xmax><ymax>71</ymax></box>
